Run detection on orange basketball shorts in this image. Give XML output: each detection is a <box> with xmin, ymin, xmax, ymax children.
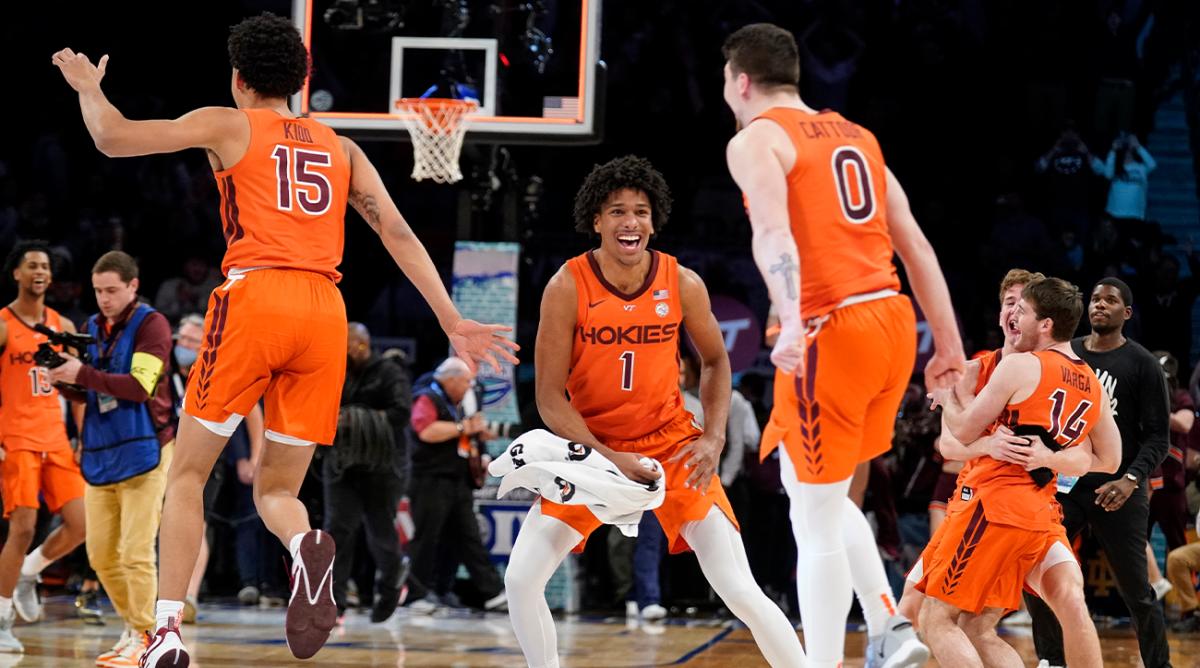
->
<box><xmin>185</xmin><ymin>268</ymin><xmax>347</xmax><ymax>445</ymax></box>
<box><xmin>1</xmin><ymin>447</ymin><xmax>85</xmax><ymax>518</ymax></box>
<box><xmin>763</xmin><ymin>294</ymin><xmax>917</xmax><ymax>484</ymax></box>
<box><xmin>916</xmin><ymin>496</ymin><xmax>1045</xmax><ymax>614</ymax></box>
<box><xmin>541</xmin><ymin>412</ymin><xmax>739</xmax><ymax>554</ymax></box>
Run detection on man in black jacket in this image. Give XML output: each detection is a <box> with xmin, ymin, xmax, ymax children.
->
<box><xmin>404</xmin><ymin>357</ymin><xmax>505</xmax><ymax>612</ymax></box>
<box><xmin>323</xmin><ymin>323</ymin><xmax>411</xmax><ymax>622</ymax></box>
<box><xmin>1024</xmin><ymin>277</ymin><xmax>1171</xmax><ymax>668</ymax></box>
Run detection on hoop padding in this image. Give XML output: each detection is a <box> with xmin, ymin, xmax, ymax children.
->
<box><xmin>394</xmin><ymin>98</ymin><xmax>478</xmax><ymax>184</ymax></box>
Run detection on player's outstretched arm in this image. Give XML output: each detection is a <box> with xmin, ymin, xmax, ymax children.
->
<box><xmin>534</xmin><ymin>268</ymin><xmax>658</xmax><ymax>484</ymax></box>
<box><xmin>885</xmin><ymin>168</ymin><xmax>965</xmax><ymax>390</ymax></box>
<box><xmin>52</xmin><ymin>50</ymin><xmax>244</xmax><ymax>159</ymax></box>
<box><xmin>343</xmin><ymin>137</ymin><xmax>518</xmax><ymax>373</ymax></box>
<box><xmin>726</xmin><ymin>124</ymin><xmax>805</xmax><ymax>375</ymax></box>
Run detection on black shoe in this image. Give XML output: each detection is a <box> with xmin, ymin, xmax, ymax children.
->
<box><xmin>1172</xmin><ymin>613</ymin><xmax>1200</xmax><ymax>633</ymax></box>
<box><xmin>370</xmin><ymin>589</ymin><xmax>400</xmax><ymax>623</ymax></box>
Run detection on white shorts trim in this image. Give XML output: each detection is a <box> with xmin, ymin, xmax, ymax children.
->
<box><xmin>266</xmin><ymin>430</ymin><xmax>314</xmax><ymax>447</ymax></box>
<box><xmin>187</xmin><ymin>410</ymin><xmax>245</xmax><ymax>438</ymax></box>
<box><xmin>906</xmin><ymin>557</ymin><xmax>925</xmax><ymax>585</ymax></box>
<box><xmin>1025</xmin><ymin>540</ymin><xmax>1078</xmax><ymax>597</ymax></box>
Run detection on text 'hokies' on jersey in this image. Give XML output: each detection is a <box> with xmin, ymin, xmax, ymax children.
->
<box><xmin>565</xmin><ymin>251</ymin><xmax>687</xmax><ymax>443</ymax></box>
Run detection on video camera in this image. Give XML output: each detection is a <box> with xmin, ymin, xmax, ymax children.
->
<box><xmin>31</xmin><ymin>323</ymin><xmax>95</xmax><ymax>370</ymax></box>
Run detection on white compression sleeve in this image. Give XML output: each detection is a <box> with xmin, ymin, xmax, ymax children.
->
<box><xmin>504</xmin><ymin>503</ymin><xmax>582</xmax><ymax>668</ymax></box>
<box><xmin>780</xmin><ymin>445</ymin><xmax>852</xmax><ymax>668</ymax></box>
<box><xmin>681</xmin><ymin>507</ymin><xmax>807</xmax><ymax>667</ymax></box>
<box><xmin>841</xmin><ymin>496</ymin><xmax>899</xmax><ymax>636</ymax></box>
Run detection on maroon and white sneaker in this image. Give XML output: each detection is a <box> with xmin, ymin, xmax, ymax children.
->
<box><xmin>138</xmin><ymin>617</ymin><xmax>188</xmax><ymax>668</ymax></box>
<box><xmin>285</xmin><ymin>530</ymin><xmax>337</xmax><ymax>660</ymax></box>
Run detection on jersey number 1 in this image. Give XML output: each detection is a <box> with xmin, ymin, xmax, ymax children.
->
<box><xmin>619</xmin><ymin>351</ymin><xmax>634</xmax><ymax>392</ymax></box>
<box><xmin>271</xmin><ymin>145</ymin><xmax>333</xmax><ymax>215</ymax></box>
<box><xmin>1048</xmin><ymin>388</ymin><xmax>1092</xmax><ymax>444</ymax></box>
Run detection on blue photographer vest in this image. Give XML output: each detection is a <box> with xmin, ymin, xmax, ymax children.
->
<box><xmin>81</xmin><ymin>304</ymin><xmax>161</xmax><ymax>485</ymax></box>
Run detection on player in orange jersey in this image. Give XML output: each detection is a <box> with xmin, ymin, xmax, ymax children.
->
<box><xmin>505</xmin><ymin>156</ymin><xmax>806</xmax><ymax>668</ymax></box>
<box><xmin>920</xmin><ymin>278</ymin><xmax>1121</xmax><ymax>668</ymax></box>
<box><xmin>899</xmin><ymin>270</ymin><xmax>1111</xmax><ymax>668</ymax></box>
<box><xmin>0</xmin><ymin>241</ymin><xmax>88</xmax><ymax>653</ymax></box>
<box><xmin>721</xmin><ymin>22</ymin><xmax>964</xmax><ymax>668</ymax></box>
<box><xmin>53</xmin><ymin>14</ymin><xmax>518</xmax><ymax>665</ymax></box>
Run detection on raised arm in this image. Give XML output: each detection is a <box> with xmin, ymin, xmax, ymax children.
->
<box><xmin>343</xmin><ymin>137</ymin><xmax>517</xmax><ymax>373</ymax></box>
<box><xmin>885</xmin><ymin>168</ymin><xmax>965</xmax><ymax>389</ymax></box>
<box><xmin>726</xmin><ymin>122</ymin><xmax>805</xmax><ymax>374</ymax></box>
<box><xmin>53</xmin><ymin>50</ymin><xmax>247</xmax><ymax>161</ymax></box>
<box><xmin>534</xmin><ymin>267</ymin><xmax>658</xmax><ymax>483</ymax></box>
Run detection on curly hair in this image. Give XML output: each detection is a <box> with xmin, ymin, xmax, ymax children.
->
<box><xmin>572</xmin><ymin>156</ymin><xmax>672</xmax><ymax>234</ymax></box>
<box><xmin>4</xmin><ymin>240</ymin><xmax>53</xmax><ymax>284</ymax></box>
<box><xmin>228</xmin><ymin>13</ymin><xmax>310</xmax><ymax>99</ymax></box>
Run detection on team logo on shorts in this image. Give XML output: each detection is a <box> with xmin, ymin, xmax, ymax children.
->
<box><xmin>554</xmin><ymin>476</ymin><xmax>576</xmax><ymax>502</ymax></box>
<box><xmin>655</xmin><ymin>302</ymin><xmax>669</xmax><ymax>318</ymax></box>
<box><xmin>509</xmin><ymin>443</ymin><xmax>526</xmax><ymax>468</ymax></box>
<box><xmin>566</xmin><ymin>441</ymin><xmax>592</xmax><ymax>461</ymax></box>
<box><xmin>960</xmin><ymin>486</ymin><xmax>973</xmax><ymax>502</ymax></box>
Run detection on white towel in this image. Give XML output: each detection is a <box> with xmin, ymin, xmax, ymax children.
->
<box><xmin>489</xmin><ymin>429</ymin><xmax>665</xmax><ymax>537</ymax></box>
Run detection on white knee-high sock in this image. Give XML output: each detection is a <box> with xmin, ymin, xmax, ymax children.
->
<box><xmin>682</xmin><ymin>507</ymin><xmax>807</xmax><ymax>667</ymax></box>
<box><xmin>505</xmin><ymin>503</ymin><xmax>581</xmax><ymax>668</ymax></box>
<box><xmin>781</xmin><ymin>446</ymin><xmax>852</xmax><ymax>668</ymax></box>
<box><xmin>841</xmin><ymin>497</ymin><xmax>898</xmax><ymax>636</ymax></box>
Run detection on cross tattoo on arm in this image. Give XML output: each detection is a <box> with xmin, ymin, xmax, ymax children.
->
<box><xmin>770</xmin><ymin>253</ymin><xmax>799</xmax><ymax>301</ymax></box>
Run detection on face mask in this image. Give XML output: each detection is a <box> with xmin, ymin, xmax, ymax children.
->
<box><xmin>175</xmin><ymin>346</ymin><xmax>198</xmax><ymax>369</ymax></box>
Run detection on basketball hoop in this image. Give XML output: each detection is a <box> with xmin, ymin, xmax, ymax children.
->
<box><xmin>394</xmin><ymin>98</ymin><xmax>477</xmax><ymax>184</ymax></box>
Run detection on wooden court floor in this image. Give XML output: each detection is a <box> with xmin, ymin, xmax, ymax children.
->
<box><xmin>4</xmin><ymin>598</ymin><xmax>1200</xmax><ymax>666</ymax></box>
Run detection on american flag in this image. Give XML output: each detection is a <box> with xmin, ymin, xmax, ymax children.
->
<box><xmin>653</xmin><ymin>289</ymin><xmax>669</xmax><ymax>300</ymax></box>
<box><xmin>542</xmin><ymin>96</ymin><xmax>580</xmax><ymax>119</ymax></box>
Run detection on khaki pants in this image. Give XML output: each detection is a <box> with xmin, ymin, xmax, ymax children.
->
<box><xmin>84</xmin><ymin>441</ymin><xmax>173</xmax><ymax>633</ymax></box>
<box><xmin>1167</xmin><ymin>540</ymin><xmax>1200</xmax><ymax>614</ymax></box>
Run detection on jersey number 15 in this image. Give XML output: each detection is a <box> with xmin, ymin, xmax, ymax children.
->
<box><xmin>271</xmin><ymin>145</ymin><xmax>333</xmax><ymax>215</ymax></box>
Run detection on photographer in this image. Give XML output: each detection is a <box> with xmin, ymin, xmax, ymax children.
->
<box><xmin>50</xmin><ymin>251</ymin><xmax>176</xmax><ymax>665</ymax></box>
<box><xmin>0</xmin><ymin>241</ymin><xmax>88</xmax><ymax>653</ymax></box>
<box><xmin>403</xmin><ymin>357</ymin><xmax>505</xmax><ymax>612</ymax></box>
<box><xmin>323</xmin><ymin>323</ymin><xmax>411</xmax><ymax>623</ymax></box>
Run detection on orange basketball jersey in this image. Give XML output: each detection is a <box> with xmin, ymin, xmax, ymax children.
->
<box><xmin>565</xmin><ymin>251</ymin><xmax>687</xmax><ymax>443</ymax></box>
<box><xmin>957</xmin><ymin>350</ymin><xmax>1102</xmax><ymax>530</ymax></box>
<box><xmin>0</xmin><ymin>307</ymin><xmax>70</xmax><ymax>452</ymax></box>
<box><xmin>214</xmin><ymin>109</ymin><xmax>351</xmax><ymax>282</ymax></box>
<box><xmin>750</xmin><ymin>109</ymin><xmax>900</xmax><ymax>319</ymax></box>
<box><xmin>945</xmin><ymin>349</ymin><xmax>1003</xmax><ymax>500</ymax></box>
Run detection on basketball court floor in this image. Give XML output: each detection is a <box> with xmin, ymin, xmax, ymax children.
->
<box><xmin>1</xmin><ymin>598</ymin><xmax>1196</xmax><ymax>666</ymax></box>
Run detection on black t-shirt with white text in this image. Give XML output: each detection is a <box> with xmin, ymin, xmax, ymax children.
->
<box><xmin>1068</xmin><ymin>336</ymin><xmax>1170</xmax><ymax>492</ymax></box>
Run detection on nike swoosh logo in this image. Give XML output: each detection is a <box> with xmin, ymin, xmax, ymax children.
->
<box><xmin>588</xmin><ymin>299</ymin><xmax>606</xmax><ymax>308</ymax></box>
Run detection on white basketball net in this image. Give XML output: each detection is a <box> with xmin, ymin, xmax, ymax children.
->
<box><xmin>394</xmin><ymin>98</ymin><xmax>477</xmax><ymax>184</ymax></box>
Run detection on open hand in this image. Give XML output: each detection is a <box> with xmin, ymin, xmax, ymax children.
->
<box><xmin>668</xmin><ymin>433</ymin><xmax>724</xmax><ymax>490</ymax></box>
<box><xmin>447</xmin><ymin>318</ymin><xmax>520</xmax><ymax>374</ymax></box>
<box><xmin>924</xmin><ymin>348</ymin><xmax>965</xmax><ymax>392</ymax></box>
<box><xmin>51</xmin><ymin>49</ymin><xmax>108</xmax><ymax>92</ymax></box>
<box><xmin>1095</xmin><ymin>477</ymin><xmax>1136</xmax><ymax>511</ymax></box>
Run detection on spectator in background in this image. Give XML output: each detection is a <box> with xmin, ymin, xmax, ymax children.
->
<box><xmin>1035</xmin><ymin>124</ymin><xmax>1098</xmax><ymax>239</ymax></box>
<box><xmin>1138</xmin><ymin>253</ymin><xmax>1199</xmax><ymax>366</ymax></box>
<box><xmin>1092</xmin><ymin>133</ymin><xmax>1157</xmax><ymax>241</ymax></box>
<box><xmin>153</xmin><ymin>257</ymin><xmax>220</xmax><ymax>323</ymax></box>
<box><xmin>1167</xmin><ymin>508</ymin><xmax>1200</xmax><ymax>632</ymax></box>
<box><xmin>404</xmin><ymin>358</ymin><xmax>505</xmax><ymax>613</ymax></box>
<box><xmin>1145</xmin><ymin>351</ymin><xmax>1194</xmax><ymax>602</ymax></box>
<box><xmin>324</xmin><ymin>323</ymin><xmax>411</xmax><ymax>623</ymax></box>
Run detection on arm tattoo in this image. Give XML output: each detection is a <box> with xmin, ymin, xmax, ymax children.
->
<box><xmin>348</xmin><ymin>188</ymin><xmax>383</xmax><ymax>233</ymax></box>
<box><xmin>770</xmin><ymin>253</ymin><xmax>799</xmax><ymax>301</ymax></box>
